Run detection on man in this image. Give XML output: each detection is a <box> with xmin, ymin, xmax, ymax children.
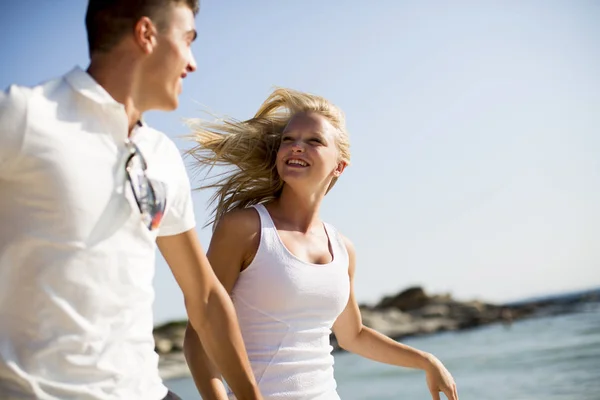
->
<box><xmin>0</xmin><ymin>1</ymin><xmax>261</xmax><ymax>399</ymax></box>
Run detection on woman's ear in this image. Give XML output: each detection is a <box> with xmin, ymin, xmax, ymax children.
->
<box><xmin>333</xmin><ymin>161</ymin><xmax>347</xmax><ymax>177</ymax></box>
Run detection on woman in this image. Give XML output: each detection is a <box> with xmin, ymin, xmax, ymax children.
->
<box><xmin>184</xmin><ymin>88</ymin><xmax>458</xmax><ymax>400</ymax></box>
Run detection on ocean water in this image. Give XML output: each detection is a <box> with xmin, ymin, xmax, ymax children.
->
<box><xmin>166</xmin><ymin>302</ymin><xmax>600</xmax><ymax>399</ymax></box>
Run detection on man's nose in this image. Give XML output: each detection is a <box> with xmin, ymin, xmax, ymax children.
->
<box><xmin>187</xmin><ymin>49</ymin><xmax>197</xmax><ymax>73</ymax></box>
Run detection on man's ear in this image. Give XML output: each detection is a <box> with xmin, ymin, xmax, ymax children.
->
<box><xmin>333</xmin><ymin>161</ymin><xmax>347</xmax><ymax>177</ymax></box>
<box><xmin>134</xmin><ymin>17</ymin><xmax>158</xmax><ymax>54</ymax></box>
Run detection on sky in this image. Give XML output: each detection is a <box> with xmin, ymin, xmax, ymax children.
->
<box><xmin>1</xmin><ymin>1</ymin><xmax>598</xmax><ymax>324</ymax></box>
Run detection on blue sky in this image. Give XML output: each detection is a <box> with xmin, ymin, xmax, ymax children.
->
<box><xmin>2</xmin><ymin>1</ymin><xmax>599</xmax><ymax>324</ymax></box>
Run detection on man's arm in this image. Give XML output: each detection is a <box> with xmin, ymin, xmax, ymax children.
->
<box><xmin>183</xmin><ymin>322</ymin><xmax>229</xmax><ymax>400</ymax></box>
<box><xmin>181</xmin><ymin>208</ymin><xmax>260</xmax><ymax>400</ymax></box>
<box><xmin>157</xmin><ymin>228</ymin><xmax>261</xmax><ymax>400</ymax></box>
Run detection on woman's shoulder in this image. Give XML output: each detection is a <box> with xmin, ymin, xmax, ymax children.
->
<box><xmin>214</xmin><ymin>207</ymin><xmax>262</xmax><ymax>240</ymax></box>
<box><xmin>211</xmin><ymin>207</ymin><xmax>262</xmax><ymax>267</ymax></box>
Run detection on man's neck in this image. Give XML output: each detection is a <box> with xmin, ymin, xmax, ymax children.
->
<box><xmin>87</xmin><ymin>53</ymin><xmax>144</xmax><ymax>133</ymax></box>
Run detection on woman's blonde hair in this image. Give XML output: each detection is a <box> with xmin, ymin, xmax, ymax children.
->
<box><xmin>188</xmin><ymin>87</ymin><xmax>350</xmax><ymax>227</ymax></box>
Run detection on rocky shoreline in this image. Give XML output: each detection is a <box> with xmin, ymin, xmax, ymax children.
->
<box><xmin>154</xmin><ymin>286</ymin><xmax>600</xmax><ymax>380</ymax></box>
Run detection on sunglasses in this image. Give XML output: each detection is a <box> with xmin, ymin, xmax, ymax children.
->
<box><xmin>125</xmin><ymin>139</ymin><xmax>167</xmax><ymax>231</ymax></box>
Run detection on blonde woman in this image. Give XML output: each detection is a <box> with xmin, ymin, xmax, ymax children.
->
<box><xmin>184</xmin><ymin>88</ymin><xmax>458</xmax><ymax>400</ymax></box>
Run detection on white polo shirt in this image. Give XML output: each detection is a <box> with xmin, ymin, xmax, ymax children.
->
<box><xmin>0</xmin><ymin>67</ymin><xmax>196</xmax><ymax>399</ymax></box>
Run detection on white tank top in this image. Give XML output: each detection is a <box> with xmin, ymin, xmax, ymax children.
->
<box><xmin>227</xmin><ymin>204</ymin><xmax>350</xmax><ymax>400</ymax></box>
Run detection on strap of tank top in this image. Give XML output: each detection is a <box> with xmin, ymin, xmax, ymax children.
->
<box><xmin>251</xmin><ymin>204</ymin><xmax>280</xmax><ymax>255</ymax></box>
<box><xmin>323</xmin><ymin>222</ymin><xmax>348</xmax><ymax>264</ymax></box>
<box><xmin>252</xmin><ymin>204</ymin><xmax>276</xmax><ymax>230</ymax></box>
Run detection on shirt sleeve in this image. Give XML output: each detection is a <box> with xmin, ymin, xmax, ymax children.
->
<box><xmin>0</xmin><ymin>85</ymin><xmax>28</xmax><ymax>178</ymax></box>
<box><xmin>157</xmin><ymin>140</ymin><xmax>196</xmax><ymax>237</ymax></box>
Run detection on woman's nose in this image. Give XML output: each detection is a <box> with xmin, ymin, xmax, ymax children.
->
<box><xmin>291</xmin><ymin>141</ymin><xmax>305</xmax><ymax>153</ymax></box>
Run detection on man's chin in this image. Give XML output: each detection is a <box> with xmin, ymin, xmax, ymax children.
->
<box><xmin>165</xmin><ymin>101</ymin><xmax>178</xmax><ymax>111</ymax></box>
<box><xmin>156</xmin><ymin>96</ymin><xmax>179</xmax><ymax>112</ymax></box>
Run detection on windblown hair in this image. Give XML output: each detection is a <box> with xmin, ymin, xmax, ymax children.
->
<box><xmin>188</xmin><ymin>87</ymin><xmax>350</xmax><ymax>227</ymax></box>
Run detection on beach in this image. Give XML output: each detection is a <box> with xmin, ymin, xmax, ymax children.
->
<box><xmin>166</xmin><ymin>301</ymin><xmax>600</xmax><ymax>399</ymax></box>
<box><xmin>156</xmin><ymin>288</ymin><xmax>600</xmax><ymax>399</ymax></box>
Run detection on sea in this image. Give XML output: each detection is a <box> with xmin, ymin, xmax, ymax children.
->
<box><xmin>166</xmin><ymin>301</ymin><xmax>600</xmax><ymax>400</ymax></box>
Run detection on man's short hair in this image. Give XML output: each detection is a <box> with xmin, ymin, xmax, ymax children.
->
<box><xmin>85</xmin><ymin>0</ymin><xmax>199</xmax><ymax>55</ymax></box>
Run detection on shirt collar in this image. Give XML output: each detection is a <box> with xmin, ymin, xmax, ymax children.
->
<box><xmin>65</xmin><ymin>66</ymin><xmax>145</xmax><ymax>128</ymax></box>
<box><xmin>64</xmin><ymin>66</ymin><xmax>121</xmax><ymax>106</ymax></box>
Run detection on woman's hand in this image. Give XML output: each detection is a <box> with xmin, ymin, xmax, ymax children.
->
<box><xmin>424</xmin><ymin>355</ymin><xmax>458</xmax><ymax>400</ymax></box>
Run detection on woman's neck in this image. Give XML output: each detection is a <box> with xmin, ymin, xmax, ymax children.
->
<box><xmin>268</xmin><ymin>185</ymin><xmax>326</xmax><ymax>233</ymax></box>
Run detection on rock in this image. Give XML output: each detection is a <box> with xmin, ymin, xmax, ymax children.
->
<box><xmin>375</xmin><ymin>286</ymin><xmax>429</xmax><ymax>311</ymax></box>
<box><xmin>414</xmin><ymin>304</ymin><xmax>451</xmax><ymax>319</ymax></box>
<box><xmin>155</xmin><ymin>286</ymin><xmax>600</xmax><ymax>372</ymax></box>
<box><xmin>155</xmin><ymin>338</ymin><xmax>173</xmax><ymax>354</ymax></box>
<box><xmin>153</xmin><ymin>320</ymin><xmax>187</xmax><ymax>355</ymax></box>
<box><xmin>361</xmin><ymin>308</ymin><xmax>416</xmax><ymax>337</ymax></box>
